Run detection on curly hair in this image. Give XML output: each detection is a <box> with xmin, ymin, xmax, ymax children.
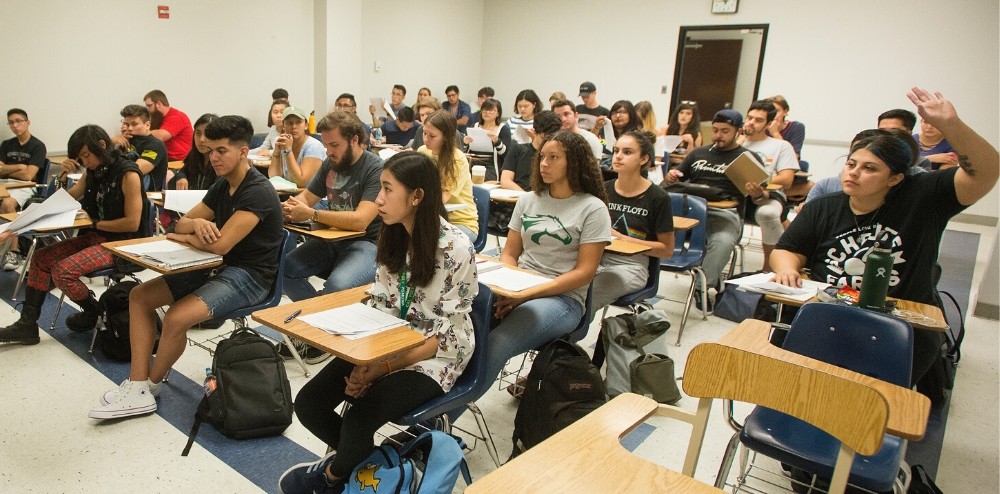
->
<box><xmin>530</xmin><ymin>131</ymin><xmax>607</xmax><ymax>204</ymax></box>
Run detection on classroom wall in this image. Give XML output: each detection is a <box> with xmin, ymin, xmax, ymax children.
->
<box><xmin>479</xmin><ymin>0</ymin><xmax>1000</xmax><ymax>220</ymax></box>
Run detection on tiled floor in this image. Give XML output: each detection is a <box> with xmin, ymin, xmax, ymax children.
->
<box><xmin>0</xmin><ymin>222</ymin><xmax>995</xmax><ymax>493</ymax></box>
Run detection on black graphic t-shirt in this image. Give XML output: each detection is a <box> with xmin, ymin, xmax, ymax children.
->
<box><xmin>674</xmin><ymin>145</ymin><xmax>749</xmax><ymax>201</ymax></box>
<box><xmin>777</xmin><ymin>168</ymin><xmax>966</xmax><ymax>305</ymax></box>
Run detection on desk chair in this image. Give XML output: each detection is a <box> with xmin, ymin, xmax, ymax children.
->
<box><xmin>471</xmin><ymin>185</ymin><xmax>490</xmax><ymax>253</ymax></box>
<box><xmin>659</xmin><ymin>193</ymin><xmax>709</xmax><ymax>346</ymax></box>
<box><xmin>394</xmin><ymin>282</ymin><xmax>501</xmax><ymax>467</ymax></box>
<box><xmin>186</xmin><ymin>230</ymin><xmax>309</xmax><ymax>375</ymax></box>
<box><xmin>600</xmin><ymin>254</ymin><xmax>660</xmax><ymax>320</ymax></box>
<box><xmin>718</xmin><ymin>303</ymin><xmax>914</xmax><ymax>493</ymax></box>
<box><xmin>249</xmin><ymin>133</ymin><xmax>267</xmax><ymax>150</ymax></box>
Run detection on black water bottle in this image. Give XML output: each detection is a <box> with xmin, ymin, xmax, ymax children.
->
<box><xmin>859</xmin><ymin>242</ymin><xmax>892</xmax><ymax>310</ymax></box>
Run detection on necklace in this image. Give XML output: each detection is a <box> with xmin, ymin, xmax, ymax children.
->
<box><xmin>852</xmin><ymin>203</ymin><xmax>883</xmax><ymax>231</ymax></box>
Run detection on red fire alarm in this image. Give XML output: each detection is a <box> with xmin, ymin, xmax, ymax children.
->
<box><xmin>158</xmin><ymin>5</ymin><xmax>170</xmax><ymax>19</ymax></box>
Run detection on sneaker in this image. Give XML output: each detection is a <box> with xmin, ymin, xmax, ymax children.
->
<box><xmin>693</xmin><ymin>289</ymin><xmax>714</xmax><ymax>313</ymax></box>
<box><xmin>276</xmin><ymin>338</ymin><xmax>308</xmax><ymax>361</ymax></box>
<box><xmin>88</xmin><ymin>380</ymin><xmax>157</xmax><ymax>419</ymax></box>
<box><xmin>303</xmin><ymin>345</ymin><xmax>331</xmax><ymax>365</ymax></box>
<box><xmin>278</xmin><ymin>450</ymin><xmax>339</xmax><ymax>494</ymax></box>
<box><xmin>2</xmin><ymin>252</ymin><xmax>23</xmax><ymax>272</ymax></box>
<box><xmin>506</xmin><ymin>376</ymin><xmax>527</xmax><ymax>399</ymax></box>
<box><xmin>100</xmin><ymin>380</ymin><xmax>161</xmax><ymax>406</ymax></box>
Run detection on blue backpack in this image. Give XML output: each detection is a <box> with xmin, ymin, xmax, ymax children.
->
<box><xmin>344</xmin><ymin>430</ymin><xmax>472</xmax><ymax>494</ymax></box>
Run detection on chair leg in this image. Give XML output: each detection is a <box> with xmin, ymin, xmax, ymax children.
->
<box><xmin>88</xmin><ymin>318</ymin><xmax>102</xmax><ymax>353</ymax></box>
<box><xmin>12</xmin><ymin>238</ymin><xmax>38</xmax><ymax>300</ymax></box>
<box><xmin>280</xmin><ymin>333</ymin><xmax>310</xmax><ymax>378</ymax></box>
<box><xmin>467</xmin><ymin>402</ymin><xmax>501</xmax><ymax>467</ymax></box>
<box><xmin>50</xmin><ymin>292</ymin><xmax>67</xmax><ymax>331</ymax></box>
<box><xmin>695</xmin><ymin>268</ymin><xmax>709</xmax><ymax>320</ymax></box>
<box><xmin>675</xmin><ymin>276</ymin><xmax>697</xmax><ymax>346</ymax></box>
<box><xmin>714</xmin><ymin>430</ymin><xmax>742</xmax><ymax>489</ymax></box>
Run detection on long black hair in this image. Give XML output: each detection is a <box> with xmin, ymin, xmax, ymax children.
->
<box><xmin>531</xmin><ymin>131</ymin><xmax>608</xmax><ymax>204</ymax></box>
<box><xmin>375</xmin><ymin>152</ymin><xmax>447</xmax><ymax>288</ymax></box>
<box><xmin>666</xmin><ymin>101</ymin><xmax>701</xmax><ymax>142</ymax></box>
<box><xmin>609</xmin><ymin>100</ymin><xmax>641</xmax><ymax>138</ymax></box>
<box><xmin>179</xmin><ymin>113</ymin><xmax>219</xmax><ymax>189</ymax></box>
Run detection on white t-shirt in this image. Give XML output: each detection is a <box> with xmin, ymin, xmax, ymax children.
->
<box><xmin>742</xmin><ymin>136</ymin><xmax>799</xmax><ymax>176</ymax></box>
<box><xmin>574</xmin><ymin>128</ymin><xmax>604</xmax><ymax>160</ymax></box>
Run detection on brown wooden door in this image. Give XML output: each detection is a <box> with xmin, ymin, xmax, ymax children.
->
<box><xmin>676</xmin><ymin>39</ymin><xmax>742</xmax><ymax>118</ymax></box>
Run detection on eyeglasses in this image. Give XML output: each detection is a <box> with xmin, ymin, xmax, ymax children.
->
<box><xmin>611</xmin><ymin>110</ymin><xmax>629</xmax><ymax>116</ymax></box>
<box><xmin>445</xmin><ymin>93</ymin><xmax>457</xmax><ymax>97</ymax></box>
<box><xmin>335</xmin><ymin>104</ymin><xmax>355</xmax><ymax>109</ymax></box>
<box><xmin>7</xmin><ymin>119</ymin><xmax>26</xmax><ymax>126</ymax></box>
<box><xmin>680</xmin><ymin>100</ymin><xmax>698</xmax><ymax>105</ymax></box>
<box><xmin>481</xmin><ymin>108</ymin><xmax>498</xmax><ymax>113</ymax></box>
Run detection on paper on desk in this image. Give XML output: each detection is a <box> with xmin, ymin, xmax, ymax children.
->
<box><xmin>513</xmin><ymin>125</ymin><xmax>531</xmax><ymax>144</ymax></box>
<box><xmin>117</xmin><ymin>239</ymin><xmax>189</xmax><ymax>255</ymax></box>
<box><xmin>118</xmin><ymin>239</ymin><xmax>221</xmax><ymax>270</ymax></box>
<box><xmin>163</xmin><ymin>190</ymin><xmax>207</xmax><ymax>214</ymax></box>
<box><xmin>724</xmin><ymin>272</ymin><xmax>830</xmax><ymax>302</ymax></box>
<box><xmin>378</xmin><ymin>148</ymin><xmax>400</xmax><ymax>160</ymax></box>
<box><xmin>445</xmin><ymin>203</ymin><xmax>467</xmax><ymax>212</ymax></box>
<box><xmin>4</xmin><ymin>188</ymin><xmax>81</xmax><ymax>233</ymax></box>
<box><xmin>476</xmin><ymin>183</ymin><xmax>500</xmax><ymax>191</ymax></box>
<box><xmin>655</xmin><ymin>136</ymin><xmax>683</xmax><ymax>157</ymax></box>
<box><xmin>299</xmin><ymin>303</ymin><xmax>408</xmax><ymax>340</ymax></box>
<box><xmin>602</xmin><ymin>118</ymin><xmax>616</xmax><ymax>148</ymax></box>
<box><xmin>475</xmin><ymin>259</ymin><xmax>504</xmax><ymax>273</ymax></box>
<box><xmin>369</xmin><ymin>97</ymin><xmax>388</xmax><ymax>120</ymax></box>
<box><xmin>465</xmin><ymin>127</ymin><xmax>494</xmax><ymax>153</ymax></box>
<box><xmin>489</xmin><ymin>189</ymin><xmax>527</xmax><ymax>199</ymax></box>
<box><xmin>268</xmin><ymin>176</ymin><xmax>298</xmax><ymax>192</ymax></box>
<box><xmin>478</xmin><ymin>266</ymin><xmax>551</xmax><ymax>292</ymax></box>
<box><xmin>646</xmin><ymin>164</ymin><xmax>664</xmax><ymax>185</ymax></box>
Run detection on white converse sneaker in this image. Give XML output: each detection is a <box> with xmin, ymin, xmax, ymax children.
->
<box><xmin>2</xmin><ymin>252</ymin><xmax>24</xmax><ymax>272</ymax></box>
<box><xmin>88</xmin><ymin>380</ymin><xmax>157</xmax><ymax>419</ymax></box>
<box><xmin>100</xmin><ymin>380</ymin><xmax>161</xmax><ymax>406</ymax></box>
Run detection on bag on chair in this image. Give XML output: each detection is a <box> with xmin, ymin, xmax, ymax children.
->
<box><xmin>511</xmin><ymin>338</ymin><xmax>606</xmax><ymax>457</ymax></box>
<box><xmin>343</xmin><ymin>430</ymin><xmax>472</xmax><ymax>494</ymax></box>
<box><xmin>96</xmin><ymin>280</ymin><xmax>161</xmax><ymax>361</ymax></box>
<box><xmin>181</xmin><ymin>327</ymin><xmax>292</xmax><ymax>455</ymax></box>
<box><xmin>601</xmin><ymin>310</ymin><xmax>679</xmax><ymax>404</ymax></box>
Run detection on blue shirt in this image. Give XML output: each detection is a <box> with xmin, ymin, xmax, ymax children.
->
<box><xmin>443</xmin><ymin>100</ymin><xmax>473</xmax><ymax>133</ymax></box>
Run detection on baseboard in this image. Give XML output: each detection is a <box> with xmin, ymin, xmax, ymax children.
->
<box><xmin>952</xmin><ymin>213</ymin><xmax>998</xmax><ymax>227</ymax></box>
<box><xmin>973</xmin><ymin>301</ymin><xmax>999</xmax><ymax>320</ymax></box>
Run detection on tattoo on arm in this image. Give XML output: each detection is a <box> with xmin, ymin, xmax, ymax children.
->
<box><xmin>958</xmin><ymin>154</ymin><xmax>976</xmax><ymax>176</ymax></box>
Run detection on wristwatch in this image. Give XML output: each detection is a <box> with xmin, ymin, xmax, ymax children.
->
<box><xmin>312</xmin><ymin>209</ymin><xmax>319</xmax><ymax>222</ymax></box>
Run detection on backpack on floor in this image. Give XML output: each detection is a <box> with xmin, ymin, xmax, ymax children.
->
<box><xmin>511</xmin><ymin>338</ymin><xmax>607</xmax><ymax>458</ymax></box>
<box><xmin>600</xmin><ymin>310</ymin><xmax>679</xmax><ymax>404</ymax></box>
<box><xmin>96</xmin><ymin>280</ymin><xmax>160</xmax><ymax>361</ymax></box>
<box><xmin>181</xmin><ymin>327</ymin><xmax>293</xmax><ymax>455</ymax></box>
<box><xmin>344</xmin><ymin>430</ymin><xmax>472</xmax><ymax>494</ymax></box>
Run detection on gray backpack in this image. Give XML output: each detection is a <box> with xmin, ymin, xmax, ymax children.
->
<box><xmin>600</xmin><ymin>310</ymin><xmax>680</xmax><ymax>404</ymax></box>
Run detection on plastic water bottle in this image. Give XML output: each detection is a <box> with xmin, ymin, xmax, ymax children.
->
<box><xmin>203</xmin><ymin>367</ymin><xmax>217</xmax><ymax>395</ymax></box>
<box><xmin>859</xmin><ymin>242</ymin><xmax>893</xmax><ymax>311</ymax></box>
<box><xmin>308</xmin><ymin>110</ymin><xmax>316</xmax><ymax>134</ymax></box>
<box><xmin>373</xmin><ymin>126</ymin><xmax>383</xmax><ymax>144</ymax></box>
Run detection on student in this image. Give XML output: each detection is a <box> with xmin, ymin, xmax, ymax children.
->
<box><xmin>607</xmin><ymin>100</ymin><xmax>642</xmax><ymax>141</ymax></box>
<box><xmin>442</xmin><ymin>85</ymin><xmax>472</xmax><ymax>133</ymax></box>
<box><xmin>279</xmin><ymin>111</ymin><xmax>384</xmax><ymax>364</ymax></box>
<box><xmin>915</xmin><ymin>118</ymin><xmax>958</xmax><ymax>170</ymax></box>
<box><xmin>418</xmin><ymin>110</ymin><xmax>478</xmax><ymax>242</ymax></box>
<box><xmin>143</xmin><ymin>89</ymin><xmax>193</xmax><ymax>161</ymax></box>
<box><xmin>489</xmin><ymin>111</ymin><xmax>562</xmax><ymax>235</ymax></box>
<box><xmin>466</xmin><ymin>86</ymin><xmax>496</xmax><ymax>128</ymax></box>
<box><xmin>170</xmin><ymin>113</ymin><xmax>219</xmax><ymax>190</ymax></box>
<box><xmin>416</xmin><ymin>87</ymin><xmax>432</xmax><ymax>101</ymax></box>
<box><xmin>766</xmin><ymin>95</ymin><xmax>806</xmax><ymax>160</ymax></box>
<box><xmin>272</xmin><ymin>88</ymin><xmax>289</xmax><ymax>102</ymax></box>
<box><xmin>473</xmin><ymin>131</ymin><xmax>611</xmax><ymax>406</ymax></box>
<box><xmin>551</xmin><ymin>98</ymin><xmax>604</xmax><ymax>159</ymax></box>
<box><xmin>773</xmin><ymin>87</ymin><xmax>999</xmax><ymax>386</ymax></box>
<box><xmin>268</xmin><ymin>106</ymin><xmax>325</xmax><ymax>187</ymax></box>
<box><xmin>252</xmin><ymin>99</ymin><xmax>289</xmax><ymax>156</ymax></box>
<box><xmin>332</xmin><ymin>93</ymin><xmax>372</xmax><ymax>149</ymax></box>
<box><xmin>464</xmin><ymin>98</ymin><xmax>510</xmax><ymax>182</ymax></box>
<box><xmin>0</xmin><ymin>125</ymin><xmax>147</xmax><ymax>343</ymax></box>
<box><xmin>576</xmin><ymin>81</ymin><xmax>610</xmax><ymax>131</ymax></box>
<box><xmin>507</xmin><ymin>89</ymin><xmax>543</xmax><ymax>144</ymax></box>
<box><xmin>593</xmin><ymin>130</ymin><xmax>674</xmax><ymax>312</ymax></box>
<box><xmin>0</xmin><ymin>108</ymin><xmax>46</xmax><ymax>270</ymax></box>
<box><xmin>278</xmin><ymin>152</ymin><xmax>477</xmax><ymax>494</ymax></box>
<box><xmin>89</xmin><ymin>115</ymin><xmax>284</xmax><ymax>419</ymax></box>
<box><xmin>368</xmin><ymin>84</ymin><xmax>409</xmax><ymax>126</ymax></box>
<box><xmin>114</xmin><ymin>104</ymin><xmax>169</xmax><ymax>192</ymax></box>
<box><xmin>664</xmin><ymin>101</ymin><xmax>703</xmax><ymax>165</ymax></box>
<box><xmin>379</xmin><ymin>107</ymin><xmax>419</xmax><ymax>146</ymax></box>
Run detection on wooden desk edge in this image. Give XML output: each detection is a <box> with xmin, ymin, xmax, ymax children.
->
<box><xmin>718</xmin><ymin>320</ymin><xmax>929</xmax><ymax>440</ymax></box>
<box><xmin>102</xmin><ymin>237</ymin><xmax>222</xmax><ymax>275</ymax></box>
<box><xmin>284</xmin><ymin>224</ymin><xmax>366</xmax><ymax>241</ymax></box>
<box><xmin>763</xmin><ymin>296</ymin><xmax>948</xmax><ymax>332</ymax></box>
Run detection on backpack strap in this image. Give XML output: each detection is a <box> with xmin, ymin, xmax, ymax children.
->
<box><xmin>181</xmin><ymin>396</ymin><xmax>211</xmax><ymax>456</ymax></box>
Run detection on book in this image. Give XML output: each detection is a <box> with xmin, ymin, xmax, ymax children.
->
<box><xmin>723</xmin><ymin>151</ymin><xmax>769</xmax><ymax>196</ymax></box>
<box><xmin>268</xmin><ymin>176</ymin><xmax>299</xmax><ymax>192</ymax></box>
<box><xmin>117</xmin><ymin>239</ymin><xmax>222</xmax><ymax>270</ymax></box>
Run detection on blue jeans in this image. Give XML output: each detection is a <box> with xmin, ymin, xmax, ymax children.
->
<box><xmin>162</xmin><ymin>266</ymin><xmax>269</xmax><ymax>318</ymax></box>
<box><xmin>282</xmin><ymin>238</ymin><xmax>378</xmax><ymax>301</ymax></box>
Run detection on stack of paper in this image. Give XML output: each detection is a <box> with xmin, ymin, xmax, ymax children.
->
<box><xmin>117</xmin><ymin>239</ymin><xmax>222</xmax><ymax>270</ymax></box>
<box><xmin>724</xmin><ymin>272</ymin><xmax>830</xmax><ymax>302</ymax></box>
<box><xmin>489</xmin><ymin>189</ymin><xmax>527</xmax><ymax>200</ymax></box>
<box><xmin>163</xmin><ymin>190</ymin><xmax>207</xmax><ymax>214</ymax></box>
<box><xmin>478</xmin><ymin>266</ymin><xmax>551</xmax><ymax>292</ymax></box>
<box><xmin>0</xmin><ymin>188</ymin><xmax>81</xmax><ymax>235</ymax></box>
<box><xmin>655</xmin><ymin>135</ymin><xmax>684</xmax><ymax>157</ymax></box>
<box><xmin>268</xmin><ymin>176</ymin><xmax>298</xmax><ymax>192</ymax></box>
<box><xmin>299</xmin><ymin>303</ymin><xmax>408</xmax><ymax>340</ymax></box>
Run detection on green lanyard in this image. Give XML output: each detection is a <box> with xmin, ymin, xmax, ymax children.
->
<box><xmin>398</xmin><ymin>268</ymin><xmax>414</xmax><ymax>319</ymax></box>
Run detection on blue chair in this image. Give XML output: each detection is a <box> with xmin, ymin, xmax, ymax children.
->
<box><xmin>395</xmin><ymin>282</ymin><xmax>500</xmax><ymax>467</ymax></box>
<box><xmin>566</xmin><ymin>283</ymin><xmax>594</xmax><ymax>343</ymax></box>
<box><xmin>659</xmin><ymin>192</ymin><xmax>709</xmax><ymax>346</ymax></box>
<box><xmin>249</xmin><ymin>133</ymin><xmax>268</xmax><ymax>149</ymax></box>
<box><xmin>471</xmin><ymin>185</ymin><xmax>490</xmax><ymax>253</ymax></box>
<box><xmin>720</xmin><ymin>303</ymin><xmax>914</xmax><ymax>493</ymax></box>
<box><xmin>600</xmin><ymin>254</ymin><xmax>661</xmax><ymax>320</ymax></box>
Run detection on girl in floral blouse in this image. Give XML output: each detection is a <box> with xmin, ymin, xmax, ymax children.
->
<box><xmin>281</xmin><ymin>151</ymin><xmax>478</xmax><ymax>494</ymax></box>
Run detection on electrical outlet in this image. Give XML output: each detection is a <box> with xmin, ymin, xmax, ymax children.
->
<box><xmin>374</xmin><ymin>61</ymin><xmax>382</xmax><ymax>72</ymax></box>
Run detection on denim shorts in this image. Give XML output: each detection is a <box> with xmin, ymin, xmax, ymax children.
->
<box><xmin>163</xmin><ymin>265</ymin><xmax>270</xmax><ymax>318</ymax></box>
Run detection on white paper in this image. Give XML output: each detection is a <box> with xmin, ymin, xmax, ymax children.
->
<box><xmin>475</xmin><ymin>259</ymin><xmax>504</xmax><ymax>273</ymax></box>
<box><xmin>724</xmin><ymin>272</ymin><xmax>830</xmax><ymax>302</ymax></box>
<box><xmin>299</xmin><ymin>303</ymin><xmax>407</xmax><ymax>340</ymax></box>
<box><xmin>248</xmin><ymin>154</ymin><xmax>271</xmax><ymax>164</ymax></box>
<box><xmin>465</xmin><ymin>127</ymin><xmax>494</xmax><ymax>153</ymax></box>
<box><xmin>445</xmin><ymin>203</ymin><xmax>467</xmax><ymax>212</ymax></box>
<box><xmin>117</xmin><ymin>239</ymin><xmax>190</xmax><ymax>255</ymax></box>
<box><xmin>646</xmin><ymin>164</ymin><xmax>664</xmax><ymax>185</ymax></box>
<box><xmin>476</xmin><ymin>183</ymin><xmax>500</xmax><ymax>191</ymax></box>
<box><xmin>5</xmin><ymin>188</ymin><xmax>81</xmax><ymax>233</ymax></box>
<box><xmin>147</xmin><ymin>192</ymin><xmax>163</xmax><ymax>200</ymax></box>
<box><xmin>268</xmin><ymin>176</ymin><xmax>298</xmax><ymax>192</ymax></box>
<box><xmin>513</xmin><ymin>125</ymin><xmax>531</xmax><ymax>144</ymax></box>
<box><xmin>478</xmin><ymin>266</ymin><xmax>551</xmax><ymax>292</ymax></box>
<box><xmin>655</xmin><ymin>136</ymin><xmax>684</xmax><ymax>157</ymax></box>
<box><xmin>67</xmin><ymin>173</ymin><xmax>83</xmax><ymax>181</ymax></box>
<box><xmin>0</xmin><ymin>179</ymin><xmax>33</xmax><ymax>186</ymax></box>
<box><xmin>378</xmin><ymin>148</ymin><xmax>399</xmax><ymax>160</ymax></box>
<box><xmin>576</xmin><ymin>114</ymin><xmax>597</xmax><ymax>131</ymax></box>
<box><xmin>489</xmin><ymin>189</ymin><xmax>527</xmax><ymax>200</ymax></box>
<box><xmin>163</xmin><ymin>190</ymin><xmax>207</xmax><ymax>214</ymax></box>
<box><xmin>117</xmin><ymin>239</ymin><xmax>221</xmax><ymax>270</ymax></box>
<box><xmin>369</xmin><ymin>97</ymin><xmax>387</xmax><ymax>120</ymax></box>
<box><xmin>16</xmin><ymin>209</ymin><xmax>78</xmax><ymax>233</ymax></box>
<box><xmin>382</xmin><ymin>100</ymin><xmax>396</xmax><ymax>120</ymax></box>
<box><xmin>602</xmin><ymin>118</ymin><xmax>616</xmax><ymax>149</ymax></box>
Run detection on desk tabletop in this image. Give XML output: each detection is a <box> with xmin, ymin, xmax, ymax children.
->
<box><xmin>284</xmin><ymin>223</ymin><xmax>366</xmax><ymax>241</ymax></box>
<box><xmin>167</xmin><ymin>160</ymin><xmax>184</xmax><ymax>170</ymax></box>
<box><xmin>606</xmin><ymin>239</ymin><xmax>651</xmax><ymax>255</ymax></box>
<box><xmin>718</xmin><ymin>319</ymin><xmax>929</xmax><ymax>440</ymax></box>
<box><xmin>0</xmin><ymin>210</ymin><xmax>91</xmax><ymax>233</ymax></box>
<box><xmin>764</xmin><ymin>294</ymin><xmax>948</xmax><ymax>332</ymax></box>
<box><xmin>0</xmin><ymin>179</ymin><xmax>37</xmax><ymax>190</ymax></box>
<box><xmin>251</xmin><ymin>285</ymin><xmax>426</xmax><ymax>365</ymax></box>
<box><xmin>707</xmin><ymin>200</ymin><xmax>739</xmax><ymax>209</ymax></box>
<box><xmin>466</xmin><ymin>393</ymin><xmax>723</xmax><ymax>493</ymax></box>
<box><xmin>102</xmin><ymin>236</ymin><xmax>223</xmax><ymax>275</ymax></box>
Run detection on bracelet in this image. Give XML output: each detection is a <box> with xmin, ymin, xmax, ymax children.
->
<box><xmin>312</xmin><ymin>209</ymin><xmax>319</xmax><ymax>222</ymax></box>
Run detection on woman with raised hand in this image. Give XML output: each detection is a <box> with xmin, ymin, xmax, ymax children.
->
<box><xmin>278</xmin><ymin>152</ymin><xmax>477</xmax><ymax>494</ymax></box>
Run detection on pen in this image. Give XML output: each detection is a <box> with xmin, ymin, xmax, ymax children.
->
<box><xmin>284</xmin><ymin>309</ymin><xmax>302</xmax><ymax>323</ymax></box>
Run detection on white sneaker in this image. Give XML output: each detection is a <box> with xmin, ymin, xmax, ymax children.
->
<box><xmin>88</xmin><ymin>380</ymin><xmax>157</xmax><ymax>419</ymax></box>
<box><xmin>2</xmin><ymin>252</ymin><xmax>23</xmax><ymax>272</ymax></box>
<box><xmin>100</xmin><ymin>380</ymin><xmax>161</xmax><ymax>406</ymax></box>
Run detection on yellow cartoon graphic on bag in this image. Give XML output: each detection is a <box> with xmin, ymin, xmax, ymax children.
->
<box><xmin>355</xmin><ymin>462</ymin><xmax>381</xmax><ymax>491</ymax></box>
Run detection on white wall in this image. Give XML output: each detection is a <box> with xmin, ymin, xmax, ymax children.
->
<box><xmin>480</xmin><ymin>0</ymin><xmax>999</xmax><ymax>220</ymax></box>
<box><xmin>1</xmin><ymin>0</ymin><xmax>316</xmax><ymax>151</ymax></box>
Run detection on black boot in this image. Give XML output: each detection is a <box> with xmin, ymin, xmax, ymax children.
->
<box><xmin>66</xmin><ymin>293</ymin><xmax>101</xmax><ymax>332</ymax></box>
<box><xmin>0</xmin><ymin>286</ymin><xmax>46</xmax><ymax>345</ymax></box>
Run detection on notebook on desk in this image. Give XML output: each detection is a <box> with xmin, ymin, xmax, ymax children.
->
<box><xmin>117</xmin><ymin>239</ymin><xmax>222</xmax><ymax>270</ymax></box>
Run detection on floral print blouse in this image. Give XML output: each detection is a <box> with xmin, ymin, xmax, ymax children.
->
<box><xmin>367</xmin><ymin>219</ymin><xmax>478</xmax><ymax>392</ymax></box>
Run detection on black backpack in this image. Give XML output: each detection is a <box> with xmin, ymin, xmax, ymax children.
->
<box><xmin>96</xmin><ymin>280</ymin><xmax>160</xmax><ymax>361</ymax></box>
<box><xmin>511</xmin><ymin>338</ymin><xmax>607</xmax><ymax>458</ymax></box>
<box><xmin>182</xmin><ymin>327</ymin><xmax>293</xmax><ymax>455</ymax></box>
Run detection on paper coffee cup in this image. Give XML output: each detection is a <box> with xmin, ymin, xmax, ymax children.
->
<box><xmin>471</xmin><ymin>165</ymin><xmax>486</xmax><ymax>184</ymax></box>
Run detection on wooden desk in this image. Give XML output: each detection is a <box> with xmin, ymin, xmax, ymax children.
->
<box><xmin>467</xmin><ymin>393</ymin><xmax>723</xmax><ymax>493</ymax></box>
<box><xmin>0</xmin><ymin>211</ymin><xmax>91</xmax><ymax>233</ymax></box>
<box><xmin>718</xmin><ymin>319</ymin><xmax>929</xmax><ymax>440</ymax></box>
<box><xmin>707</xmin><ymin>200</ymin><xmax>739</xmax><ymax>209</ymax></box>
<box><xmin>284</xmin><ymin>223</ymin><xmax>365</xmax><ymax>241</ymax></box>
<box><xmin>672</xmin><ymin>216</ymin><xmax>698</xmax><ymax>230</ymax></box>
<box><xmin>168</xmin><ymin>160</ymin><xmax>184</xmax><ymax>171</ymax></box>
<box><xmin>251</xmin><ymin>285</ymin><xmax>426</xmax><ymax>365</ymax></box>
<box><xmin>764</xmin><ymin>293</ymin><xmax>948</xmax><ymax>332</ymax></box>
<box><xmin>488</xmin><ymin>189</ymin><xmax>527</xmax><ymax>204</ymax></box>
<box><xmin>102</xmin><ymin>236</ymin><xmax>222</xmax><ymax>275</ymax></box>
<box><xmin>606</xmin><ymin>239</ymin><xmax>651</xmax><ymax>255</ymax></box>
<box><xmin>0</xmin><ymin>179</ymin><xmax>37</xmax><ymax>189</ymax></box>
<box><xmin>147</xmin><ymin>191</ymin><xmax>164</xmax><ymax>207</ymax></box>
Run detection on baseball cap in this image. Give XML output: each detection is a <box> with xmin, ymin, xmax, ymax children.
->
<box><xmin>282</xmin><ymin>106</ymin><xmax>308</xmax><ymax>121</ymax></box>
<box><xmin>712</xmin><ymin>109</ymin><xmax>743</xmax><ymax>129</ymax></box>
<box><xmin>578</xmin><ymin>81</ymin><xmax>597</xmax><ymax>97</ymax></box>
